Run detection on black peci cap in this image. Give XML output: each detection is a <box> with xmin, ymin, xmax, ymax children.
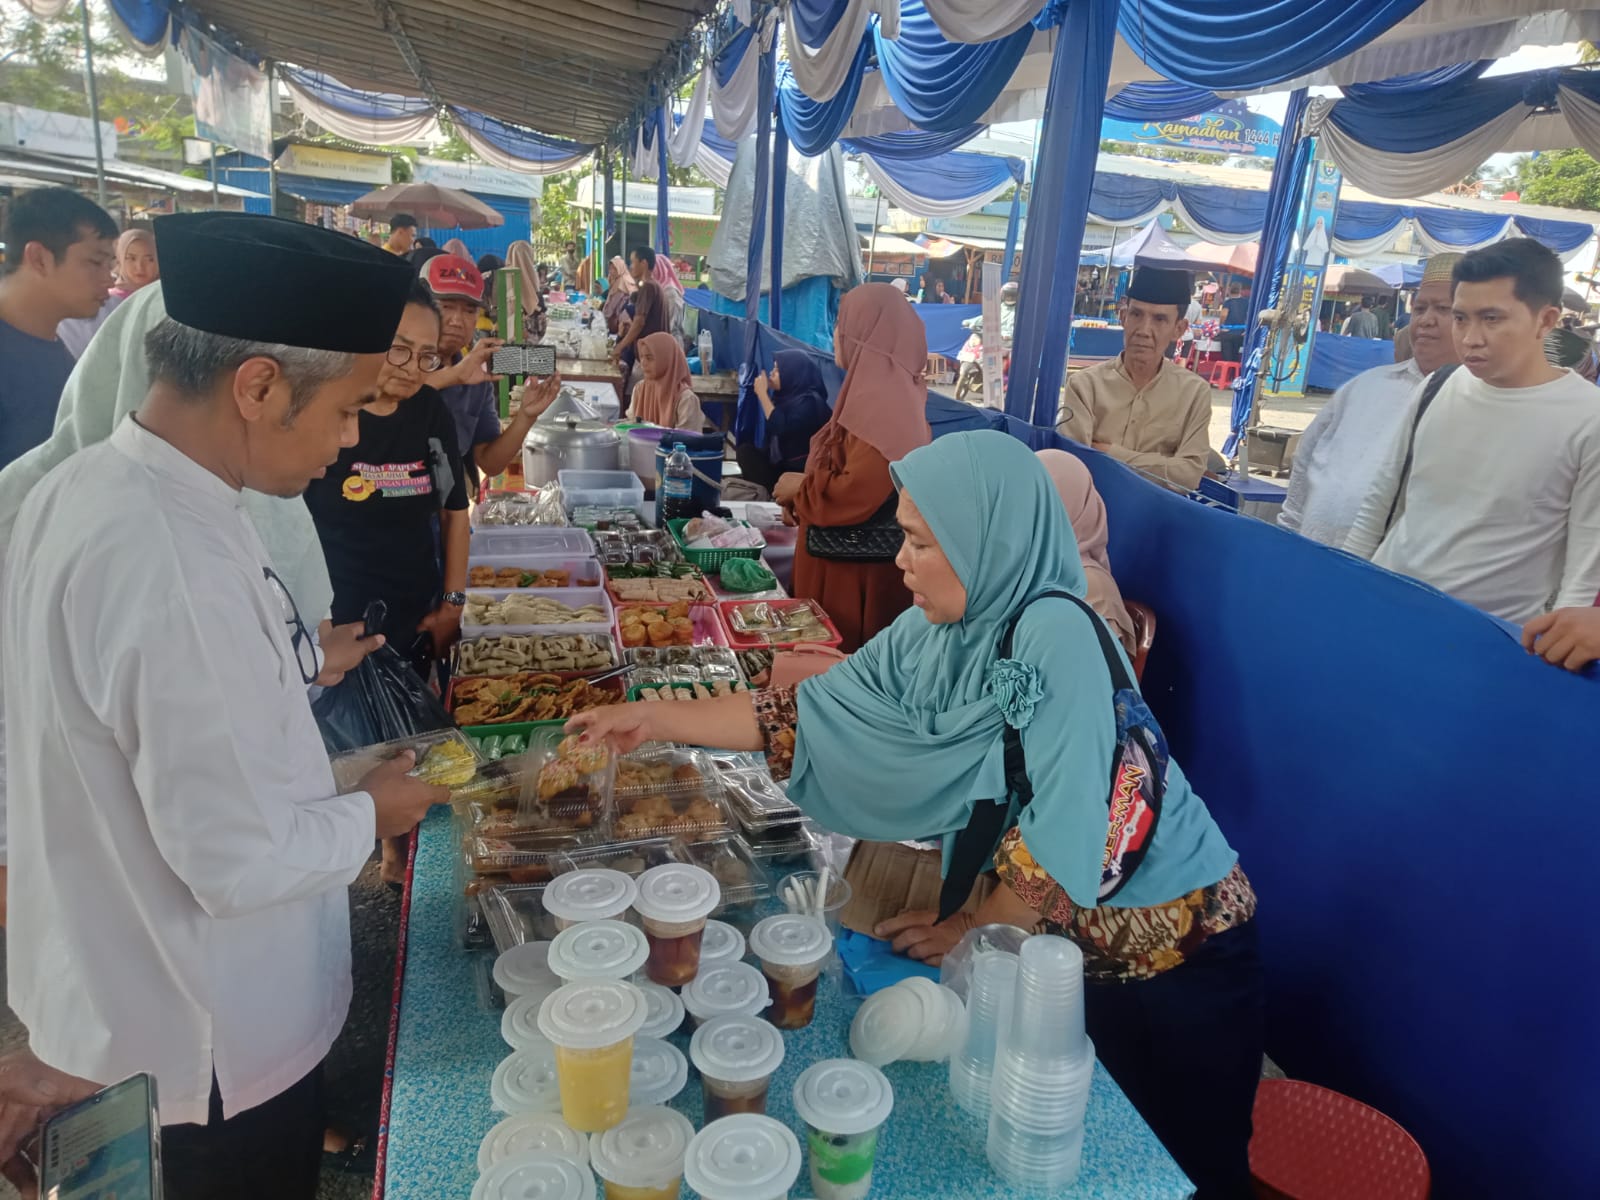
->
<box><xmin>1126</xmin><ymin>266</ymin><xmax>1193</xmax><ymax>309</ymax></box>
<box><xmin>153</xmin><ymin>212</ymin><xmax>415</xmax><ymax>354</ymax></box>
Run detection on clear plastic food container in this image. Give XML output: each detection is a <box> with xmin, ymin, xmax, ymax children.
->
<box><xmin>462</xmin><ymin>588</ymin><xmax>615</xmax><ymax>638</ymax></box>
<box><xmin>680</xmin><ymin>835</ymin><xmax>773</xmax><ymax>910</ymax></box>
<box><xmin>611</xmin><ymin>749</ymin><xmax>733</xmax><ymax>842</ymax></box>
<box><xmin>329</xmin><ymin>728</ymin><xmax>482</xmax><ymax>795</ymax></box>
<box><xmin>716</xmin><ymin>599</ymin><xmax>844</xmax><ymax>650</ymax></box>
<box><xmin>467</xmin><ymin>555</ymin><xmax>605</xmax><ymax>591</ymax></box>
<box><xmin>472</xmin><ymin>527</ymin><xmax>596</xmax><ymax>556</ymax></box>
<box><xmin>453</xmin><ymin>631</ymin><xmax>619</xmax><ymax>677</ymax></box>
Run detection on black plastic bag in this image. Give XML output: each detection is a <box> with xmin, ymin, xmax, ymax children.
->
<box><xmin>311</xmin><ymin>642</ymin><xmax>455</xmax><ymax>754</ymax></box>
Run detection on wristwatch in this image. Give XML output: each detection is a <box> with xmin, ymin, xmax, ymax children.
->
<box><xmin>442</xmin><ymin>591</ymin><xmax>467</xmax><ymax>607</ymax></box>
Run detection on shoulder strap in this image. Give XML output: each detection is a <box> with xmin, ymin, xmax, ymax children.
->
<box><xmin>936</xmin><ymin>590</ymin><xmax>1133</xmax><ymax>922</ymax></box>
<box><xmin>1384</xmin><ymin>363</ymin><xmax>1459</xmax><ymax>534</ymax></box>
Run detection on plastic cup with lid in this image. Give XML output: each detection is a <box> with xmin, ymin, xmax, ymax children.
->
<box><xmin>792</xmin><ymin>1059</ymin><xmax>895</xmax><ymax>1200</ymax></box>
<box><xmin>680</xmin><ymin>961</ymin><xmax>770</xmax><ymax>1029</ymax></box>
<box><xmin>492</xmin><ymin>1042</ymin><xmax>562</xmax><ymax>1115</ymax></box>
<box><xmin>627</xmin><ymin>1036</ymin><xmax>688</xmax><ymax>1108</ymax></box>
<box><xmin>697</xmin><ymin>919</ymin><xmax>746</xmax><ymax>968</ymax></box>
<box><xmin>689</xmin><ymin>1013</ymin><xmax>786</xmax><ymax>1121</ymax></box>
<box><xmin>748</xmin><ymin>914</ymin><xmax>832</xmax><ymax>1030</ymax></box>
<box><xmin>504</xmin><ymin>987</ymin><xmax>563</xmax><ymax>1050</ymax></box>
<box><xmin>494</xmin><ymin>942</ymin><xmax>561</xmax><ymax>1000</ymax></box>
<box><xmin>470</xmin><ymin>1151</ymin><xmax>597</xmax><ymax>1200</ymax></box>
<box><xmin>545</xmin><ymin>869</ymin><xmax>641</xmax><ymax>931</ymax></box>
<box><xmin>631</xmin><ymin>863</ymin><xmax>720</xmax><ymax>987</ymax></box>
<box><xmin>548</xmin><ymin>920</ymin><xmax>650</xmax><ymax>982</ymax></box>
<box><xmin>683</xmin><ymin>1114</ymin><xmax>802</xmax><ymax>1200</ymax></box>
<box><xmin>588</xmin><ymin>1105</ymin><xmax>695</xmax><ymax>1200</ymax></box>
<box><xmin>478</xmin><ymin>1112</ymin><xmax>589</xmax><ymax>1174</ymax></box>
<box><xmin>633</xmin><ymin>981</ymin><xmax>685</xmax><ymax>1042</ymax></box>
<box><xmin>537</xmin><ymin>980</ymin><xmax>648</xmax><ymax>1132</ymax></box>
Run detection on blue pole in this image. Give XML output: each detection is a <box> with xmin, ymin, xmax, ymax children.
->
<box><xmin>656</xmin><ymin>103</ymin><xmax>670</xmax><ymax>255</ymax></box>
<box><xmin>1002</xmin><ymin>170</ymin><xmax>1023</xmax><ymax>284</ymax></box>
<box><xmin>741</xmin><ymin>42</ymin><xmax>777</xmax><ymax>402</ymax></box>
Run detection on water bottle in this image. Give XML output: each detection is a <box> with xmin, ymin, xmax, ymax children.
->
<box><xmin>662</xmin><ymin>442</ymin><xmax>696</xmax><ymax>523</ymax></box>
<box><xmin>697</xmin><ymin>330</ymin><xmax>715</xmax><ymax>375</ymax></box>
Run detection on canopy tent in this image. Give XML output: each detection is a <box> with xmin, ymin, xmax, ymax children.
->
<box><xmin>1187</xmin><ymin>240</ymin><xmax>1259</xmax><ymax>275</ymax></box>
<box><xmin>1323</xmin><ymin>264</ymin><xmax>1399</xmax><ymax>294</ymax></box>
<box><xmin>1374</xmin><ymin>260</ymin><xmax>1425</xmax><ymax>287</ymax></box>
<box><xmin>1107</xmin><ymin>219</ymin><xmax>1192</xmax><ymax>268</ymax></box>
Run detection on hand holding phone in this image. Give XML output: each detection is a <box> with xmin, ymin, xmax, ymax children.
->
<box><xmin>489</xmin><ymin>344</ymin><xmax>557</xmax><ymax>379</ymax></box>
<box><xmin>38</xmin><ymin>1072</ymin><xmax>160</xmax><ymax>1199</ymax></box>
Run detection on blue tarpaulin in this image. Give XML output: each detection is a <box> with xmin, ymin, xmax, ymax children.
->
<box><xmin>913</xmin><ymin>301</ymin><xmax>981</xmax><ymax>360</ymax></box>
<box><xmin>1304</xmin><ymin>332</ymin><xmax>1395</xmax><ymax>391</ymax></box>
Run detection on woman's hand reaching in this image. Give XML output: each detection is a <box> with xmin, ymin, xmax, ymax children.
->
<box><xmin>873</xmin><ymin>908</ymin><xmax>977</xmax><ymax>967</ymax></box>
<box><xmin>566</xmin><ymin>704</ymin><xmax>658</xmax><ymax>755</ymax></box>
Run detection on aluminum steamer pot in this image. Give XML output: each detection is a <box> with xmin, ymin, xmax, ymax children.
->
<box><xmin>522</xmin><ymin>416</ymin><xmax>623</xmax><ymax>485</ymax></box>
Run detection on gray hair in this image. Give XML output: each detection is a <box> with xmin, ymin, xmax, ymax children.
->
<box><xmin>143</xmin><ymin>318</ymin><xmax>355</xmax><ymax>419</ymax></box>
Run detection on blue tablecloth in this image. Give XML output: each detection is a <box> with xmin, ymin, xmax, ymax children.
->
<box><xmin>1071</xmin><ymin>326</ymin><xmax>1124</xmax><ymax>361</ymax></box>
<box><xmin>1304</xmin><ymin>334</ymin><xmax>1394</xmax><ymax>392</ymax></box>
<box><xmin>381</xmin><ymin>810</ymin><xmax>1195</xmax><ymax>1199</ymax></box>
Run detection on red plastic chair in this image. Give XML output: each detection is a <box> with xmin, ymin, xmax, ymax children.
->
<box><xmin>1250</xmin><ymin>1079</ymin><xmax>1431</xmax><ymax>1200</ymax></box>
<box><xmin>1209</xmin><ymin>360</ymin><xmax>1241</xmax><ymax>389</ymax></box>
<box><xmin>1125</xmin><ymin>600</ymin><xmax>1156</xmax><ymax>682</ymax></box>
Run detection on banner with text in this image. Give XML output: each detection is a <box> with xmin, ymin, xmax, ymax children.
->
<box><xmin>1102</xmin><ymin>101</ymin><xmax>1282</xmax><ymax>159</ymax></box>
<box><xmin>178</xmin><ymin>27</ymin><xmax>271</xmax><ymax>161</ymax></box>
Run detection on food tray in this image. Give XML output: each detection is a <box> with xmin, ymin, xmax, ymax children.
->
<box><xmin>615</xmin><ymin>602</ymin><xmax>727</xmax><ymax>650</ymax></box>
<box><xmin>329</xmin><ymin>728</ymin><xmax>481</xmax><ymax>795</ymax></box>
<box><xmin>719</xmin><ymin>768</ymin><xmax>804</xmax><ymax>836</ymax></box>
<box><xmin>558</xmin><ymin>469</ymin><xmax>646</xmax><ymax>514</ymax></box>
<box><xmin>574</xmin><ymin>507</ymin><xmax>645</xmax><ymax>531</ymax></box>
<box><xmin>612</xmin><ymin>747</ymin><xmax>734</xmax><ymax>841</ymax></box>
<box><xmin>478</xmin><ymin>882</ymin><xmax>559</xmax><ymax>951</ymax></box>
<box><xmin>735</xmin><ymin>649</ymin><xmax>775</xmax><ymax>685</ymax></box>
<box><xmin>448</xmin><ymin>673</ymin><xmax>624</xmax><ymax>726</ymax></box>
<box><xmin>466</xmin><ymin>555</ymin><xmax>605</xmax><ymax>590</ymax></box>
<box><xmin>604</xmin><ymin>561</ymin><xmax>703</xmax><ymax>581</ymax></box>
<box><xmin>668</xmin><ymin>518</ymin><xmax>765</xmax><ymax>570</ymax></box>
<box><xmin>551</xmin><ymin>836</ymin><xmax>687</xmax><ymax>879</ymax></box>
<box><xmin>460</xmin><ymin>734</ymin><xmax>615</xmax><ymax>876</ymax></box>
<box><xmin>624</xmin><ymin>645</ymin><xmax>740</xmax><ymax>673</ymax></box>
<box><xmin>627</xmin><ymin>681</ymin><xmax>749</xmax><ymax>702</ymax></box>
<box><xmin>469</xmin><ymin>527</ymin><xmax>595</xmax><ymax>556</ymax></box>
<box><xmin>681</xmin><ymin>834</ymin><xmax>773</xmax><ymax>910</ymax></box>
<box><xmin>463</xmin><ymin>723</ymin><xmax>554</xmax><ymax>759</ymax></box>
<box><xmin>472</xmin><ymin>489</ymin><xmax>568</xmax><ymax>529</ymax></box>
<box><xmin>715</xmin><ymin>599</ymin><xmax>843</xmax><ymax>650</ymax></box>
<box><xmin>453</xmin><ymin>632</ymin><xmax>618</xmax><ymax>677</ymax></box>
<box><xmin>461</xmin><ymin>588</ymin><xmax>614</xmax><ymax>638</ymax></box>
<box><xmin>605</xmin><ymin>573</ymin><xmax>711</xmax><ymax>606</ymax></box>
<box><xmin>593</xmin><ymin>528</ymin><xmax>683</xmax><ymax>568</ymax></box>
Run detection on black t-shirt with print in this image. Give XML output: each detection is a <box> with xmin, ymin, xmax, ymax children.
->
<box><xmin>304</xmin><ymin>386</ymin><xmax>469</xmax><ymax>630</ymax></box>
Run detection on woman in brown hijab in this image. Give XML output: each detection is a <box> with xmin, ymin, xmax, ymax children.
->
<box><xmin>772</xmin><ymin>283</ymin><xmax>932</xmax><ymax>650</ymax></box>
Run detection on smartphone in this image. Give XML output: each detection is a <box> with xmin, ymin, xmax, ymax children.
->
<box><xmin>489</xmin><ymin>343</ymin><xmax>557</xmax><ymax>378</ymax></box>
<box><xmin>39</xmin><ymin>1072</ymin><xmax>162</xmax><ymax>1200</ymax></box>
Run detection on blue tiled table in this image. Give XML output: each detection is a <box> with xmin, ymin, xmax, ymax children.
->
<box><xmin>380</xmin><ymin>809</ymin><xmax>1195</xmax><ymax>1199</ymax></box>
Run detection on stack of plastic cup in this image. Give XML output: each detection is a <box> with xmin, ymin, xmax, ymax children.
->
<box><xmin>588</xmin><ymin>1106</ymin><xmax>695</xmax><ymax>1200</ymax></box>
<box><xmin>537</xmin><ymin>980</ymin><xmax>648</xmax><ymax>1133</ymax></box>
<box><xmin>697</xmin><ymin>919</ymin><xmax>746</xmax><ymax>969</ymax></box>
<box><xmin>683</xmin><ymin>1114</ymin><xmax>802</xmax><ymax>1200</ymax></box>
<box><xmin>627</xmin><ymin>1037</ymin><xmax>688</xmax><ymax>1108</ymax></box>
<box><xmin>748</xmin><ymin>914</ymin><xmax>832</xmax><ymax>1029</ymax></box>
<box><xmin>477</xmin><ymin>1112</ymin><xmax>589</xmax><ymax>1174</ymax></box>
<box><xmin>493</xmin><ymin>942</ymin><xmax>560</xmax><ymax>1000</ymax></box>
<box><xmin>792</xmin><ymin>1059</ymin><xmax>894</xmax><ymax>1200</ymax></box>
<box><xmin>491</xmin><ymin>1043</ymin><xmax>562</xmax><ymax>1115</ymax></box>
<box><xmin>680</xmin><ymin>962</ymin><xmax>770</xmax><ymax>1028</ymax></box>
<box><xmin>470</xmin><ymin>1151</ymin><xmax>597</xmax><ymax>1200</ymax></box>
<box><xmin>504</xmin><ymin>988</ymin><xmax>562</xmax><ymax>1050</ymax></box>
<box><xmin>545</xmin><ymin>869</ymin><xmax>640</xmax><ymax>931</ymax></box>
<box><xmin>632</xmin><ymin>863</ymin><xmax>721</xmax><ymax>987</ymax></box>
<box><xmin>948</xmin><ymin>950</ymin><xmax>1019</xmax><ymax>1120</ymax></box>
<box><xmin>548</xmin><ymin>920</ymin><xmax>650</xmax><ymax>982</ymax></box>
<box><xmin>633</xmin><ymin>981</ymin><xmax>685</xmax><ymax>1042</ymax></box>
<box><xmin>985</xmin><ymin>935</ymin><xmax>1094</xmax><ymax>1190</ymax></box>
<box><xmin>689</xmin><ymin>1014</ymin><xmax>786</xmax><ymax>1121</ymax></box>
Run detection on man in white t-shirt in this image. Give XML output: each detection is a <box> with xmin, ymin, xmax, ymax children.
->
<box><xmin>1279</xmin><ymin>254</ymin><xmax>1461</xmax><ymax>546</ymax></box>
<box><xmin>1343</xmin><ymin>238</ymin><xmax>1600</xmax><ymax>624</ymax></box>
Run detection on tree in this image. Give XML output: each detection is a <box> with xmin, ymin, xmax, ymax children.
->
<box><xmin>1517</xmin><ymin>148</ymin><xmax>1600</xmax><ymax>212</ymax></box>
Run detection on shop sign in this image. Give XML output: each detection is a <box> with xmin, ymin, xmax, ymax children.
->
<box><xmin>276</xmin><ymin>143</ymin><xmax>393</xmax><ymax>185</ymax></box>
<box><xmin>1102</xmin><ymin>105</ymin><xmax>1282</xmax><ymax>158</ymax></box>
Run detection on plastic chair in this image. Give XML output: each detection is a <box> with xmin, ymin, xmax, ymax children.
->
<box><xmin>1209</xmin><ymin>360</ymin><xmax>1241</xmax><ymax>389</ymax></box>
<box><xmin>1125</xmin><ymin>601</ymin><xmax>1156</xmax><ymax>682</ymax></box>
<box><xmin>1249</xmin><ymin>1079</ymin><xmax>1431</xmax><ymax>1200</ymax></box>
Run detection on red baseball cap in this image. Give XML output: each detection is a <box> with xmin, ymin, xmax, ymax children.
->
<box><xmin>422</xmin><ymin>253</ymin><xmax>485</xmax><ymax>305</ymax></box>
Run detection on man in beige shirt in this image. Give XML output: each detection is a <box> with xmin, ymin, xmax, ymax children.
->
<box><xmin>1057</xmin><ymin>266</ymin><xmax>1214</xmax><ymax>490</ymax></box>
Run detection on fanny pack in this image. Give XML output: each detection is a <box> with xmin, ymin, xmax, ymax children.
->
<box><xmin>937</xmin><ymin>590</ymin><xmax>1168</xmax><ymax>922</ymax></box>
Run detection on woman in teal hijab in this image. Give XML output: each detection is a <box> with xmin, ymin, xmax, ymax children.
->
<box><xmin>572</xmin><ymin>431</ymin><xmax>1261</xmax><ymax>1198</ymax></box>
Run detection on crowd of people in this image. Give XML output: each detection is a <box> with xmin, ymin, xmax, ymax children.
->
<box><xmin>0</xmin><ymin>180</ymin><xmax>1595</xmax><ymax>1200</ymax></box>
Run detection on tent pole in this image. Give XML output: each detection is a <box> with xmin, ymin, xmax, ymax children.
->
<box><xmin>866</xmin><ymin>192</ymin><xmax>882</xmax><ymax>279</ymax></box>
<box><xmin>78</xmin><ymin>0</ymin><xmax>107</xmax><ymax>208</ymax></box>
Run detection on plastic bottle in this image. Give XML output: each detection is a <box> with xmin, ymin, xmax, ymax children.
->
<box><xmin>697</xmin><ymin>330</ymin><xmax>715</xmax><ymax>374</ymax></box>
<box><xmin>662</xmin><ymin>443</ymin><xmax>696</xmax><ymax>523</ymax></box>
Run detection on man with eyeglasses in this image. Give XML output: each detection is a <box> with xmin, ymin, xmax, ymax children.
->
<box><xmin>0</xmin><ymin>213</ymin><xmax>446</xmax><ymax>1199</ymax></box>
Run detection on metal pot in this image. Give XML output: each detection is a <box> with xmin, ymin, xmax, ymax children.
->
<box><xmin>522</xmin><ymin>415</ymin><xmax>622</xmax><ymax>485</ymax></box>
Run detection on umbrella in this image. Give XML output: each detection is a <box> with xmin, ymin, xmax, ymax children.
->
<box><xmin>1323</xmin><ymin>265</ymin><xmax>1395</xmax><ymax>295</ymax></box>
<box><xmin>1187</xmin><ymin>241</ymin><xmax>1258</xmax><ymax>275</ymax></box>
<box><xmin>350</xmin><ymin>182</ymin><xmax>504</xmax><ymax>230</ymax></box>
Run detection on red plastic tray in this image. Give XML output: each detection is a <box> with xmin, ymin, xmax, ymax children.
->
<box><xmin>613</xmin><ymin>602</ymin><xmax>728</xmax><ymax>650</ymax></box>
<box><xmin>714</xmin><ymin>599</ymin><xmax>844</xmax><ymax>651</ymax></box>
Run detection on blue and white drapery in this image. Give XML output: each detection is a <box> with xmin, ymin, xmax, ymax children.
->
<box><xmin>1309</xmin><ymin>66</ymin><xmax>1600</xmax><ymax>199</ymax></box>
<box><xmin>1103</xmin><ymin>81</ymin><xmax>1221</xmax><ymax>121</ymax></box>
<box><xmin>776</xmin><ymin>46</ymin><xmax>872</xmax><ymax>156</ymax></box>
<box><xmin>712</xmin><ymin>21</ymin><xmax>767</xmax><ymax>140</ymax></box>
<box><xmin>450</xmin><ymin>108</ymin><xmax>594</xmax><ymax>175</ymax></box>
<box><xmin>280</xmin><ymin>69</ymin><xmax>440</xmax><ymax>145</ymax></box>
<box><xmin>1227</xmin><ymin>89</ymin><xmax>1310</xmax><ymax>456</ymax></box>
<box><xmin>873</xmin><ymin>3</ymin><xmax>1036</xmax><ymax>132</ymax></box>
<box><xmin>106</xmin><ymin>0</ymin><xmax>173</xmax><ymax>56</ymax></box>
<box><xmin>783</xmin><ymin>0</ymin><xmax>898</xmax><ymax>102</ymax></box>
<box><xmin>856</xmin><ymin>149</ymin><xmax>1022</xmax><ymax>217</ymax></box>
<box><xmin>1116</xmin><ymin>0</ymin><xmax>1425</xmax><ymax>91</ymax></box>
<box><xmin>1007</xmin><ymin>0</ymin><xmax>1118</xmax><ymax>426</ymax></box>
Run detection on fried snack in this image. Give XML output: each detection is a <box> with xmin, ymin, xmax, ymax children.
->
<box><xmin>612</xmin><ymin>753</ymin><xmax>729</xmax><ymax>838</ymax></box>
<box><xmin>451</xmin><ymin>675</ymin><xmax>622</xmax><ymax>725</ymax></box>
<box><xmin>606</xmin><ymin>575</ymin><xmax>712</xmax><ymax>604</ymax></box>
<box><xmin>617</xmin><ymin>604</ymin><xmax>697</xmax><ymax>647</ymax></box>
<box><xmin>468</xmin><ymin>566</ymin><xmax>591</xmax><ymax>588</ymax></box>
<box><xmin>463</xmin><ymin>593</ymin><xmax>606</xmax><ymax>627</ymax></box>
<box><xmin>455</xmin><ymin>634</ymin><xmax>614</xmax><ymax>675</ymax></box>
